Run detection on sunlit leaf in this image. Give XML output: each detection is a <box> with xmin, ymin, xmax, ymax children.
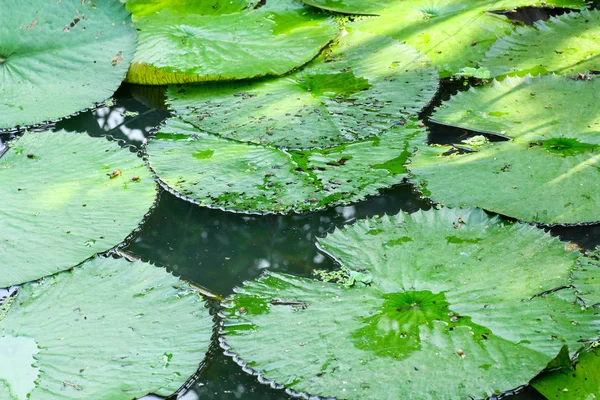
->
<box><xmin>125</xmin><ymin>0</ymin><xmax>338</xmax><ymax>84</ymax></box>
<box><xmin>408</xmin><ymin>137</ymin><xmax>600</xmax><ymax>225</ymax></box>
<box><xmin>340</xmin><ymin>0</ymin><xmax>587</xmax><ymax>77</ymax></box>
<box><xmin>0</xmin><ymin>0</ymin><xmax>136</xmax><ymax>129</ymax></box>
<box><xmin>0</xmin><ymin>256</ymin><xmax>213</xmax><ymax>400</ymax></box>
<box><xmin>146</xmin><ymin>117</ymin><xmax>424</xmax><ymax>213</ymax></box>
<box><xmin>409</xmin><ymin>75</ymin><xmax>600</xmax><ymax>225</ymax></box>
<box><xmin>167</xmin><ymin>30</ymin><xmax>438</xmax><ymax>149</ymax></box>
<box><xmin>482</xmin><ymin>9</ymin><xmax>600</xmax><ymax>78</ymax></box>
<box><xmin>124</xmin><ymin>0</ymin><xmax>259</xmax><ymax>17</ymax></box>
<box><xmin>0</xmin><ymin>131</ymin><xmax>157</xmax><ymax>287</ymax></box>
<box><xmin>220</xmin><ymin>208</ymin><xmax>598</xmax><ymax>399</ymax></box>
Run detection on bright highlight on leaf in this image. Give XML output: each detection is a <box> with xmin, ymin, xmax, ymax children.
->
<box><xmin>409</xmin><ymin>75</ymin><xmax>600</xmax><ymax>225</ymax></box>
<box><xmin>126</xmin><ymin>0</ymin><xmax>338</xmax><ymax>85</ymax></box>
<box><xmin>146</xmin><ymin>117</ymin><xmax>425</xmax><ymax>213</ymax></box>
<box><xmin>0</xmin><ymin>256</ymin><xmax>213</xmax><ymax>400</ymax></box>
<box><xmin>220</xmin><ymin>208</ymin><xmax>598</xmax><ymax>399</ymax></box>
<box><xmin>0</xmin><ymin>0</ymin><xmax>136</xmax><ymax>129</ymax></box>
<box><xmin>332</xmin><ymin>0</ymin><xmax>587</xmax><ymax>77</ymax></box>
<box><xmin>167</xmin><ymin>30</ymin><xmax>439</xmax><ymax>149</ymax></box>
<box><xmin>0</xmin><ymin>131</ymin><xmax>157</xmax><ymax>287</ymax></box>
<box><xmin>482</xmin><ymin>9</ymin><xmax>600</xmax><ymax>78</ymax></box>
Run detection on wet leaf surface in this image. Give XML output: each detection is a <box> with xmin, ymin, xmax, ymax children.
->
<box><xmin>221</xmin><ymin>208</ymin><xmax>599</xmax><ymax>399</ymax></box>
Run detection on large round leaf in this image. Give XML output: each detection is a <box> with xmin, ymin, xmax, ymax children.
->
<box><xmin>429</xmin><ymin>75</ymin><xmax>600</xmax><ymax>143</ymax></box>
<box><xmin>125</xmin><ymin>0</ymin><xmax>338</xmax><ymax>85</ymax></box>
<box><xmin>0</xmin><ymin>0</ymin><xmax>136</xmax><ymax>129</ymax></box>
<box><xmin>167</xmin><ymin>30</ymin><xmax>438</xmax><ymax>149</ymax></box>
<box><xmin>0</xmin><ymin>256</ymin><xmax>213</xmax><ymax>400</ymax></box>
<box><xmin>482</xmin><ymin>10</ymin><xmax>600</xmax><ymax>78</ymax></box>
<box><xmin>408</xmin><ymin>136</ymin><xmax>600</xmax><ymax>225</ymax></box>
<box><xmin>220</xmin><ymin>208</ymin><xmax>598</xmax><ymax>399</ymax></box>
<box><xmin>302</xmin><ymin>0</ymin><xmax>395</xmax><ymax>14</ymax></box>
<box><xmin>0</xmin><ymin>131</ymin><xmax>157</xmax><ymax>287</ymax></box>
<box><xmin>147</xmin><ymin>117</ymin><xmax>425</xmax><ymax>213</ymax></box>
<box><xmin>346</xmin><ymin>0</ymin><xmax>587</xmax><ymax>77</ymax></box>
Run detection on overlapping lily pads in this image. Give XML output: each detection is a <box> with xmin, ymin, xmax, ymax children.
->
<box><xmin>125</xmin><ymin>0</ymin><xmax>338</xmax><ymax>85</ymax></box>
<box><xmin>339</xmin><ymin>0</ymin><xmax>587</xmax><ymax>77</ymax></box>
<box><xmin>167</xmin><ymin>30</ymin><xmax>439</xmax><ymax>149</ymax></box>
<box><xmin>482</xmin><ymin>9</ymin><xmax>600</xmax><ymax>78</ymax></box>
<box><xmin>0</xmin><ymin>130</ymin><xmax>156</xmax><ymax>287</ymax></box>
<box><xmin>147</xmin><ymin>117</ymin><xmax>425</xmax><ymax>213</ymax></box>
<box><xmin>220</xmin><ymin>207</ymin><xmax>598</xmax><ymax>399</ymax></box>
<box><xmin>0</xmin><ymin>0</ymin><xmax>136</xmax><ymax>129</ymax></box>
<box><xmin>409</xmin><ymin>75</ymin><xmax>600</xmax><ymax>225</ymax></box>
<box><xmin>123</xmin><ymin>0</ymin><xmax>259</xmax><ymax>17</ymax></box>
<box><xmin>0</xmin><ymin>256</ymin><xmax>213</xmax><ymax>400</ymax></box>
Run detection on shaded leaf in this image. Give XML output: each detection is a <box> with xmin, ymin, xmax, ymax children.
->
<box><xmin>0</xmin><ymin>131</ymin><xmax>157</xmax><ymax>287</ymax></box>
<box><xmin>532</xmin><ymin>346</ymin><xmax>600</xmax><ymax>399</ymax></box>
<box><xmin>221</xmin><ymin>208</ymin><xmax>597</xmax><ymax>399</ymax></box>
<box><xmin>0</xmin><ymin>256</ymin><xmax>213</xmax><ymax>400</ymax></box>
<box><xmin>167</xmin><ymin>30</ymin><xmax>438</xmax><ymax>149</ymax></box>
<box><xmin>0</xmin><ymin>0</ymin><xmax>136</xmax><ymax>129</ymax></box>
<box><xmin>146</xmin><ymin>117</ymin><xmax>424</xmax><ymax>213</ymax></box>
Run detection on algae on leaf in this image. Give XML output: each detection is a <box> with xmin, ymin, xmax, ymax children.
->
<box><xmin>0</xmin><ymin>0</ymin><xmax>136</xmax><ymax>129</ymax></box>
<box><xmin>482</xmin><ymin>10</ymin><xmax>600</xmax><ymax>78</ymax></box>
<box><xmin>220</xmin><ymin>208</ymin><xmax>598</xmax><ymax>399</ymax></box>
<box><xmin>342</xmin><ymin>0</ymin><xmax>587</xmax><ymax>77</ymax></box>
<box><xmin>147</xmin><ymin>118</ymin><xmax>425</xmax><ymax>213</ymax></box>
<box><xmin>0</xmin><ymin>131</ymin><xmax>157</xmax><ymax>287</ymax></box>
<box><xmin>0</xmin><ymin>257</ymin><xmax>213</xmax><ymax>400</ymax></box>
<box><xmin>168</xmin><ymin>30</ymin><xmax>439</xmax><ymax>149</ymax></box>
<box><xmin>126</xmin><ymin>0</ymin><xmax>338</xmax><ymax>84</ymax></box>
<box><xmin>410</xmin><ymin>75</ymin><xmax>600</xmax><ymax>225</ymax></box>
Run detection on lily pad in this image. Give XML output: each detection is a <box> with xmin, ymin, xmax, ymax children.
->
<box><xmin>146</xmin><ymin>117</ymin><xmax>425</xmax><ymax>213</ymax></box>
<box><xmin>123</xmin><ymin>0</ymin><xmax>259</xmax><ymax>17</ymax></box>
<box><xmin>345</xmin><ymin>0</ymin><xmax>587</xmax><ymax>77</ymax></box>
<box><xmin>482</xmin><ymin>9</ymin><xmax>600</xmax><ymax>78</ymax></box>
<box><xmin>302</xmin><ymin>0</ymin><xmax>396</xmax><ymax>15</ymax></box>
<box><xmin>0</xmin><ymin>0</ymin><xmax>136</xmax><ymax>129</ymax></box>
<box><xmin>429</xmin><ymin>75</ymin><xmax>600</xmax><ymax>143</ymax></box>
<box><xmin>532</xmin><ymin>346</ymin><xmax>600</xmax><ymax>399</ymax></box>
<box><xmin>125</xmin><ymin>0</ymin><xmax>338</xmax><ymax>85</ymax></box>
<box><xmin>0</xmin><ymin>130</ymin><xmax>156</xmax><ymax>287</ymax></box>
<box><xmin>167</xmin><ymin>30</ymin><xmax>438</xmax><ymax>149</ymax></box>
<box><xmin>408</xmin><ymin>137</ymin><xmax>600</xmax><ymax>225</ymax></box>
<box><xmin>409</xmin><ymin>75</ymin><xmax>600</xmax><ymax>225</ymax></box>
<box><xmin>220</xmin><ymin>208</ymin><xmax>598</xmax><ymax>399</ymax></box>
<box><xmin>0</xmin><ymin>256</ymin><xmax>213</xmax><ymax>400</ymax></box>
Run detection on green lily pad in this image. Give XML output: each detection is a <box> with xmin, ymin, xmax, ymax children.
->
<box><xmin>482</xmin><ymin>10</ymin><xmax>600</xmax><ymax>78</ymax></box>
<box><xmin>167</xmin><ymin>29</ymin><xmax>438</xmax><ymax>149</ymax></box>
<box><xmin>123</xmin><ymin>0</ymin><xmax>259</xmax><ymax>17</ymax></box>
<box><xmin>573</xmin><ymin>249</ymin><xmax>600</xmax><ymax>308</ymax></box>
<box><xmin>345</xmin><ymin>0</ymin><xmax>587</xmax><ymax>77</ymax></box>
<box><xmin>0</xmin><ymin>0</ymin><xmax>136</xmax><ymax>129</ymax></box>
<box><xmin>410</xmin><ymin>75</ymin><xmax>600</xmax><ymax>225</ymax></box>
<box><xmin>302</xmin><ymin>0</ymin><xmax>396</xmax><ymax>14</ymax></box>
<box><xmin>125</xmin><ymin>0</ymin><xmax>338</xmax><ymax>85</ymax></box>
<box><xmin>430</xmin><ymin>75</ymin><xmax>600</xmax><ymax>142</ymax></box>
<box><xmin>408</xmin><ymin>137</ymin><xmax>600</xmax><ymax>225</ymax></box>
<box><xmin>0</xmin><ymin>130</ymin><xmax>156</xmax><ymax>287</ymax></box>
<box><xmin>146</xmin><ymin>117</ymin><xmax>424</xmax><ymax>213</ymax></box>
<box><xmin>0</xmin><ymin>256</ymin><xmax>213</xmax><ymax>400</ymax></box>
<box><xmin>532</xmin><ymin>346</ymin><xmax>600</xmax><ymax>399</ymax></box>
<box><xmin>220</xmin><ymin>207</ymin><xmax>598</xmax><ymax>399</ymax></box>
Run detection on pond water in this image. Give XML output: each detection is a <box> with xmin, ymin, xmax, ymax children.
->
<box><xmin>1</xmin><ymin>7</ymin><xmax>599</xmax><ymax>399</ymax></box>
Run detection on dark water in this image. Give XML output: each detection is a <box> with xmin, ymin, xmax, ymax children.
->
<box><xmin>1</xmin><ymin>7</ymin><xmax>599</xmax><ymax>399</ymax></box>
